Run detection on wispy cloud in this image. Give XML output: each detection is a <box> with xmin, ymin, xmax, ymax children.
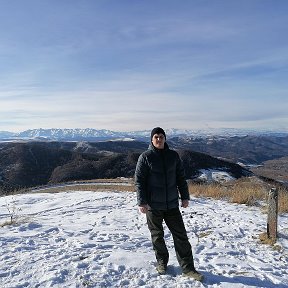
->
<box><xmin>0</xmin><ymin>0</ymin><xmax>288</xmax><ymax>132</ymax></box>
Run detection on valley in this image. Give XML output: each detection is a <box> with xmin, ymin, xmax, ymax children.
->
<box><xmin>1</xmin><ymin>130</ymin><xmax>288</xmax><ymax>195</ymax></box>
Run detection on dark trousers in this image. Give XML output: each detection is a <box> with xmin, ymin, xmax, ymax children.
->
<box><xmin>146</xmin><ymin>207</ymin><xmax>195</xmax><ymax>273</ymax></box>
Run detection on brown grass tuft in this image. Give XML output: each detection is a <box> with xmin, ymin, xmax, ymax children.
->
<box><xmin>258</xmin><ymin>232</ymin><xmax>277</xmax><ymax>245</ymax></box>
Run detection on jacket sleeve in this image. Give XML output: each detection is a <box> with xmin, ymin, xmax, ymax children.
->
<box><xmin>134</xmin><ymin>153</ymin><xmax>149</xmax><ymax>206</ymax></box>
<box><xmin>176</xmin><ymin>153</ymin><xmax>190</xmax><ymax>200</ymax></box>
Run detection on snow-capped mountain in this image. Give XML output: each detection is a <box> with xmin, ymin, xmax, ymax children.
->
<box><xmin>16</xmin><ymin>128</ymin><xmax>121</xmax><ymax>140</ymax></box>
<box><xmin>1</xmin><ymin>127</ymin><xmax>287</xmax><ymax>141</ymax></box>
<box><xmin>0</xmin><ymin>131</ymin><xmax>15</xmax><ymax>138</ymax></box>
<box><xmin>0</xmin><ymin>128</ymin><xmax>191</xmax><ymax>141</ymax></box>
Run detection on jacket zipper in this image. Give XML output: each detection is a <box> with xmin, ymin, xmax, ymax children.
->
<box><xmin>161</xmin><ymin>151</ymin><xmax>168</xmax><ymax>209</ymax></box>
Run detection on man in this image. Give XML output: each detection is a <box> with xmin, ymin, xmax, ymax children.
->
<box><xmin>135</xmin><ymin>127</ymin><xmax>203</xmax><ymax>281</ymax></box>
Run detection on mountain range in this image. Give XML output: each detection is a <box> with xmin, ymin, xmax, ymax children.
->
<box><xmin>1</xmin><ymin>128</ymin><xmax>288</xmax><ymax>141</ymax></box>
<box><xmin>1</xmin><ymin>128</ymin><xmax>288</xmax><ymax>194</ymax></box>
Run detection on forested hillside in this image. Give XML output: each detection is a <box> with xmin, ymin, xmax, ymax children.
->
<box><xmin>0</xmin><ymin>141</ymin><xmax>249</xmax><ymax>194</ymax></box>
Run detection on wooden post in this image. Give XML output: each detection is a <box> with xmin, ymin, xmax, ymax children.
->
<box><xmin>267</xmin><ymin>187</ymin><xmax>278</xmax><ymax>240</ymax></box>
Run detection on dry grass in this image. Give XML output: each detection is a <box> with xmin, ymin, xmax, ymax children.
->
<box><xmin>0</xmin><ymin>220</ymin><xmax>16</xmax><ymax>227</ymax></box>
<box><xmin>7</xmin><ymin>177</ymin><xmax>288</xmax><ymax>214</ymax></box>
<box><xmin>0</xmin><ymin>216</ymin><xmax>30</xmax><ymax>227</ymax></box>
<box><xmin>258</xmin><ymin>232</ymin><xmax>277</xmax><ymax>245</ymax></box>
<box><xmin>258</xmin><ymin>232</ymin><xmax>283</xmax><ymax>250</ymax></box>
<box><xmin>30</xmin><ymin>177</ymin><xmax>288</xmax><ymax>214</ymax></box>
<box><xmin>278</xmin><ymin>191</ymin><xmax>288</xmax><ymax>214</ymax></box>
<box><xmin>37</xmin><ymin>184</ymin><xmax>136</xmax><ymax>193</ymax></box>
<box><xmin>188</xmin><ymin>177</ymin><xmax>288</xmax><ymax>214</ymax></box>
<box><xmin>30</xmin><ymin>179</ymin><xmax>135</xmax><ymax>194</ymax></box>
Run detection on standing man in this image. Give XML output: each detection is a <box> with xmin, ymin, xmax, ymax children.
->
<box><xmin>135</xmin><ymin>127</ymin><xmax>203</xmax><ymax>281</ymax></box>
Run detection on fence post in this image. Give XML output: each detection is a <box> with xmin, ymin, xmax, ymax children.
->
<box><xmin>267</xmin><ymin>187</ymin><xmax>278</xmax><ymax>241</ymax></box>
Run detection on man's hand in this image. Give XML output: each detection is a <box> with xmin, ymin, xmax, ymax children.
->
<box><xmin>138</xmin><ymin>204</ymin><xmax>149</xmax><ymax>214</ymax></box>
<box><xmin>181</xmin><ymin>199</ymin><xmax>189</xmax><ymax>208</ymax></box>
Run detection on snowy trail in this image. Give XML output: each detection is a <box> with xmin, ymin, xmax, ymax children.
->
<box><xmin>0</xmin><ymin>191</ymin><xmax>288</xmax><ymax>288</ymax></box>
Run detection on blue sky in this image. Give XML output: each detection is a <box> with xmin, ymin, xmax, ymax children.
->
<box><xmin>0</xmin><ymin>0</ymin><xmax>288</xmax><ymax>132</ymax></box>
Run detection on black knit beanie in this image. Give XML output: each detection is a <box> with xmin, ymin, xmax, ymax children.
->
<box><xmin>150</xmin><ymin>127</ymin><xmax>166</xmax><ymax>141</ymax></box>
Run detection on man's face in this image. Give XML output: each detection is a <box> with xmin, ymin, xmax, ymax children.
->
<box><xmin>152</xmin><ymin>133</ymin><xmax>165</xmax><ymax>149</ymax></box>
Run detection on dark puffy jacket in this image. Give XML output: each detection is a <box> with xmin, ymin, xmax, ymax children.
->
<box><xmin>135</xmin><ymin>143</ymin><xmax>189</xmax><ymax>210</ymax></box>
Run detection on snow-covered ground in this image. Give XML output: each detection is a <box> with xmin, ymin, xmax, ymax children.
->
<box><xmin>1</xmin><ymin>190</ymin><xmax>288</xmax><ymax>288</ymax></box>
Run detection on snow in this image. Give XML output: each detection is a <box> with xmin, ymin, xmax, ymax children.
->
<box><xmin>198</xmin><ymin>169</ymin><xmax>236</xmax><ymax>183</ymax></box>
<box><xmin>1</xmin><ymin>190</ymin><xmax>288</xmax><ymax>288</ymax></box>
<box><xmin>108</xmin><ymin>138</ymin><xmax>135</xmax><ymax>142</ymax></box>
<box><xmin>2</xmin><ymin>128</ymin><xmax>288</xmax><ymax>142</ymax></box>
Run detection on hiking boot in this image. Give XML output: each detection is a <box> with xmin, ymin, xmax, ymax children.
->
<box><xmin>156</xmin><ymin>260</ymin><xmax>167</xmax><ymax>275</ymax></box>
<box><xmin>183</xmin><ymin>270</ymin><xmax>204</xmax><ymax>281</ymax></box>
